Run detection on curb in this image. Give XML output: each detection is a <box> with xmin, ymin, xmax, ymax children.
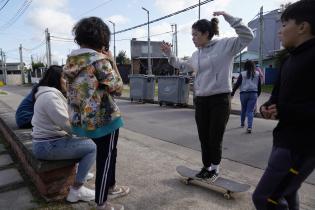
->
<box><xmin>117</xmin><ymin>96</ymin><xmax>264</xmax><ymax>119</ymax></box>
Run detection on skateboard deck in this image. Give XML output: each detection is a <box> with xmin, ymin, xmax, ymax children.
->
<box><xmin>176</xmin><ymin>165</ymin><xmax>250</xmax><ymax>199</ymax></box>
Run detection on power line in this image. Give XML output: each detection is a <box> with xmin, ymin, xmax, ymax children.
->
<box><xmin>115</xmin><ymin>31</ymin><xmax>173</xmax><ymax>42</ymax></box>
<box><xmin>115</xmin><ymin>0</ymin><xmax>214</xmax><ymax>34</ymax></box>
<box><xmin>22</xmin><ymin>40</ymin><xmax>46</xmax><ymax>51</ymax></box>
<box><xmin>0</xmin><ymin>0</ymin><xmax>10</xmax><ymax>13</ymax></box>
<box><xmin>0</xmin><ymin>0</ymin><xmax>32</xmax><ymax>30</ymax></box>
<box><xmin>50</xmin><ymin>30</ymin><xmax>173</xmax><ymax>43</ymax></box>
<box><xmin>50</xmin><ymin>35</ymin><xmax>72</xmax><ymax>41</ymax></box>
<box><xmin>76</xmin><ymin>0</ymin><xmax>114</xmax><ymax>18</ymax></box>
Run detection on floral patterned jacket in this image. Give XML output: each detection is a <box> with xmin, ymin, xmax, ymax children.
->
<box><xmin>63</xmin><ymin>48</ymin><xmax>124</xmax><ymax>138</ymax></box>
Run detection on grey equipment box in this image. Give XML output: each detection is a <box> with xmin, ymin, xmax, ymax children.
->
<box><xmin>128</xmin><ymin>74</ymin><xmax>155</xmax><ymax>103</ymax></box>
<box><xmin>157</xmin><ymin>76</ymin><xmax>190</xmax><ymax>107</ymax></box>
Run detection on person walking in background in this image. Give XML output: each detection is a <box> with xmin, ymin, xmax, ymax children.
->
<box><xmin>64</xmin><ymin>17</ymin><xmax>128</xmax><ymax>210</ymax></box>
<box><xmin>31</xmin><ymin>65</ymin><xmax>96</xmax><ymax>203</ymax></box>
<box><xmin>161</xmin><ymin>11</ymin><xmax>253</xmax><ymax>181</ymax></box>
<box><xmin>231</xmin><ymin>60</ymin><xmax>261</xmax><ymax>133</ymax></box>
<box><xmin>252</xmin><ymin>0</ymin><xmax>315</xmax><ymax>209</ymax></box>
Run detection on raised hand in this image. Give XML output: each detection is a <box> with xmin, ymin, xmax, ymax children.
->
<box><xmin>213</xmin><ymin>11</ymin><xmax>230</xmax><ymax>18</ymax></box>
<box><xmin>160</xmin><ymin>41</ymin><xmax>172</xmax><ymax>56</ymax></box>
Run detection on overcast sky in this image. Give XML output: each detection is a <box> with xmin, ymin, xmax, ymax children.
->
<box><xmin>0</xmin><ymin>0</ymin><xmax>297</xmax><ymax>65</ymax></box>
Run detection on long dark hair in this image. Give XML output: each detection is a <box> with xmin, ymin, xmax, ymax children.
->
<box><xmin>32</xmin><ymin>65</ymin><xmax>63</xmax><ymax>101</ymax></box>
<box><xmin>73</xmin><ymin>16</ymin><xmax>111</xmax><ymax>51</ymax></box>
<box><xmin>192</xmin><ymin>18</ymin><xmax>219</xmax><ymax>40</ymax></box>
<box><xmin>244</xmin><ymin>60</ymin><xmax>256</xmax><ymax>79</ymax></box>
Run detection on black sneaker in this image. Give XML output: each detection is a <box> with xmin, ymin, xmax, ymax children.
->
<box><xmin>196</xmin><ymin>168</ymin><xmax>219</xmax><ymax>182</ymax></box>
<box><xmin>195</xmin><ymin>167</ymin><xmax>208</xmax><ymax>179</ymax></box>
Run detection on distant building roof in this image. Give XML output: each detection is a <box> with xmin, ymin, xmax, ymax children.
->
<box><xmin>234</xmin><ymin>51</ymin><xmax>259</xmax><ymax>63</ymax></box>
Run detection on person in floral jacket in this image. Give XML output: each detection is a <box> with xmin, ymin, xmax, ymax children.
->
<box><xmin>64</xmin><ymin>16</ymin><xmax>129</xmax><ymax>210</ymax></box>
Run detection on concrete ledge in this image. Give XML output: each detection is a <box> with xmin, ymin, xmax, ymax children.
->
<box><xmin>0</xmin><ymin>105</ymin><xmax>76</xmax><ymax>201</ymax></box>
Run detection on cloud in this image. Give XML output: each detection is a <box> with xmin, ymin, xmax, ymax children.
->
<box><xmin>27</xmin><ymin>8</ymin><xmax>75</xmax><ymax>36</ymax></box>
<box><xmin>26</xmin><ymin>1</ymin><xmax>75</xmax><ymax>37</ymax></box>
<box><xmin>155</xmin><ymin>0</ymin><xmax>232</xmax><ymax>15</ymax></box>
<box><xmin>132</xmin><ymin>28</ymin><xmax>146</xmax><ymax>39</ymax></box>
<box><xmin>32</xmin><ymin>0</ymin><xmax>69</xmax><ymax>9</ymax></box>
<box><xmin>273</xmin><ymin>0</ymin><xmax>298</xmax><ymax>6</ymax></box>
<box><xmin>154</xmin><ymin>0</ymin><xmax>189</xmax><ymax>14</ymax></box>
<box><xmin>107</xmin><ymin>15</ymin><xmax>129</xmax><ymax>25</ymax></box>
<box><xmin>200</xmin><ymin>0</ymin><xmax>232</xmax><ymax>17</ymax></box>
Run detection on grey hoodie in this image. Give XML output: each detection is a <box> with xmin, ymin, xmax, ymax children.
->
<box><xmin>31</xmin><ymin>86</ymin><xmax>72</xmax><ymax>140</ymax></box>
<box><xmin>168</xmin><ymin>14</ymin><xmax>254</xmax><ymax>96</ymax></box>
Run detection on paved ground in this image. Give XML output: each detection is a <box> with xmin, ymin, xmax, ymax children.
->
<box><xmin>0</xmin><ymin>85</ymin><xmax>314</xmax><ymax>210</ymax></box>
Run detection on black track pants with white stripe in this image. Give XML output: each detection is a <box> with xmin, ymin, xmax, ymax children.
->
<box><xmin>92</xmin><ymin>129</ymin><xmax>119</xmax><ymax>205</ymax></box>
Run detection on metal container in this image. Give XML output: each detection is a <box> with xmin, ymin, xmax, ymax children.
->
<box><xmin>128</xmin><ymin>74</ymin><xmax>155</xmax><ymax>103</ymax></box>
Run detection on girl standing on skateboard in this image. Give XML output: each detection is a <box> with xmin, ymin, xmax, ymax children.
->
<box><xmin>161</xmin><ymin>11</ymin><xmax>253</xmax><ymax>181</ymax></box>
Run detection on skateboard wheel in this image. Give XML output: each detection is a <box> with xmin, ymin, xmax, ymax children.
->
<box><xmin>223</xmin><ymin>193</ymin><xmax>231</xmax><ymax>200</ymax></box>
<box><xmin>184</xmin><ymin>179</ymin><xmax>190</xmax><ymax>185</ymax></box>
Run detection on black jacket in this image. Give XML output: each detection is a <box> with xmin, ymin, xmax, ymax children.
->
<box><xmin>262</xmin><ymin>38</ymin><xmax>315</xmax><ymax>156</ymax></box>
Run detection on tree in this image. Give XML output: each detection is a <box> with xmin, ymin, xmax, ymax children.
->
<box><xmin>116</xmin><ymin>50</ymin><xmax>130</xmax><ymax>64</ymax></box>
<box><xmin>32</xmin><ymin>61</ymin><xmax>45</xmax><ymax>70</ymax></box>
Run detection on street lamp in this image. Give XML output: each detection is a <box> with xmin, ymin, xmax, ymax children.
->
<box><xmin>142</xmin><ymin>6</ymin><xmax>152</xmax><ymax>75</ymax></box>
<box><xmin>108</xmin><ymin>20</ymin><xmax>116</xmax><ymax>62</ymax></box>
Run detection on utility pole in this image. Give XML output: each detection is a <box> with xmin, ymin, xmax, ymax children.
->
<box><xmin>174</xmin><ymin>24</ymin><xmax>178</xmax><ymax>57</ymax></box>
<box><xmin>239</xmin><ymin>51</ymin><xmax>242</xmax><ymax>73</ymax></box>
<box><xmin>171</xmin><ymin>24</ymin><xmax>174</xmax><ymax>54</ymax></box>
<box><xmin>3</xmin><ymin>53</ymin><xmax>6</xmax><ymax>85</ymax></box>
<box><xmin>0</xmin><ymin>49</ymin><xmax>5</xmax><ymax>84</ymax></box>
<box><xmin>259</xmin><ymin>6</ymin><xmax>264</xmax><ymax>69</ymax></box>
<box><xmin>198</xmin><ymin>0</ymin><xmax>201</xmax><ymax>19</ymax></box>
<box><xmin>109</xmin><ymin>20</ymin><xmax>116</xmax><ymax>62</ymax></box>
<box><xmin>45</xmin><ymin>28</ymin><xmax>52</xmax><ymax>67</ymax></box>
<box><xmin>19</xmin><ymin>44</ymin><xmax>25</xmax><ymax>84</ymax></box>
<box><xmin>29</xmin><ymin>55</ymin><xmax>33</xmax><ymax>84</ymax></box>
<box><xmin>142</xmin><ymin>7</ymin><xmax>152</xmax><ymax>75</ymax></box>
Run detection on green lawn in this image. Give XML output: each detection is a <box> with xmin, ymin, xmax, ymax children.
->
<box><xmin>0</xmin><ymin>91</ymin><xmax>7</xmax><ymax>95</ymax></box>
<box><xmin>261</xmin><ymin>85</ymin><xmax>273</xmax><ymax>93</ymax></box>
<box><xmin>123</xmin><ymin>85</ymin><xmax>159</xmax><ymax>96</ymax></box>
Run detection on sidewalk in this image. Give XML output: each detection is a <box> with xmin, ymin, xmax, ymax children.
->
<box><xmin>0</xmin><ymin>87</ymin><xmax>314</xmax><ymax>210</ymax></box>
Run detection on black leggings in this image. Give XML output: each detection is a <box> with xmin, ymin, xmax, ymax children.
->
<box><xmin>194</xmin><ymin>93</ymin><xmax>230</xmax><ymax>167</ymax></box>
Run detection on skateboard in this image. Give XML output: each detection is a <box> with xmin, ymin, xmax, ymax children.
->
<box><xmin>176</xmin><ymin>165</ymin><xmax>250</xmax><ymax>199</ymax></box>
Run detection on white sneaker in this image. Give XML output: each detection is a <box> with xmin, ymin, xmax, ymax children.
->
<box><xmin>86</xmin><ymin>172</ymin><xmax>94</xmax><ymax>181</ymax></box>
<box><xmin>96</xmin><ymin>202</ymin><xmax>124</xmax><ymax>210</ymax></box>
<box><xmin>66</xmin><ymin>186</ymin><xmax>95</xmax><ymax>203</ymax></box>
<box><xmin>108</xmin><ymin>185</ymin><xmax>130</xmax><ymax>199</ymax></box>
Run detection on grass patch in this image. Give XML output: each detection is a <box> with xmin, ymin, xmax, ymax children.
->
<box><xmin>261</xmin><ymin>85</ymin><xmax>273</xmax><ymax>93</ymax></box>
<box><xmin>0</xmin><ymin>91</ymin><xmax>8</xmax><ymax>95</ymax></box>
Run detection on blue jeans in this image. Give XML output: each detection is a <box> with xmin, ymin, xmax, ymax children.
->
<box><xmin>240</xmin><ymin>92</ymin><xmax>258</xmax><ymax>128</ymax></box>
<box><xmin>253</xmin><ymin>146</ymin><xmax>315</xmax><ymax>210</ymax></box>
<box><xmin>32</xmin><ymin>136</ymin><xmax>96</xmax><ymax>183</ymax></box>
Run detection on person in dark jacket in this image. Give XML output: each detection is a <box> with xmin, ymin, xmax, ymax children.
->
<box><xmin>15</xmin><ymin>86</ymin><xmax>36</xmax><ymax>128</ymax></box>
<box><xmin>252</xmin><ymin>1</ymin><xmax>315</xmax><ymax>209</ymax></box>
<box><xmin>231</xmin><ymin>60</ymin><xmax>261</xmax><ymax>133</ymax></box>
